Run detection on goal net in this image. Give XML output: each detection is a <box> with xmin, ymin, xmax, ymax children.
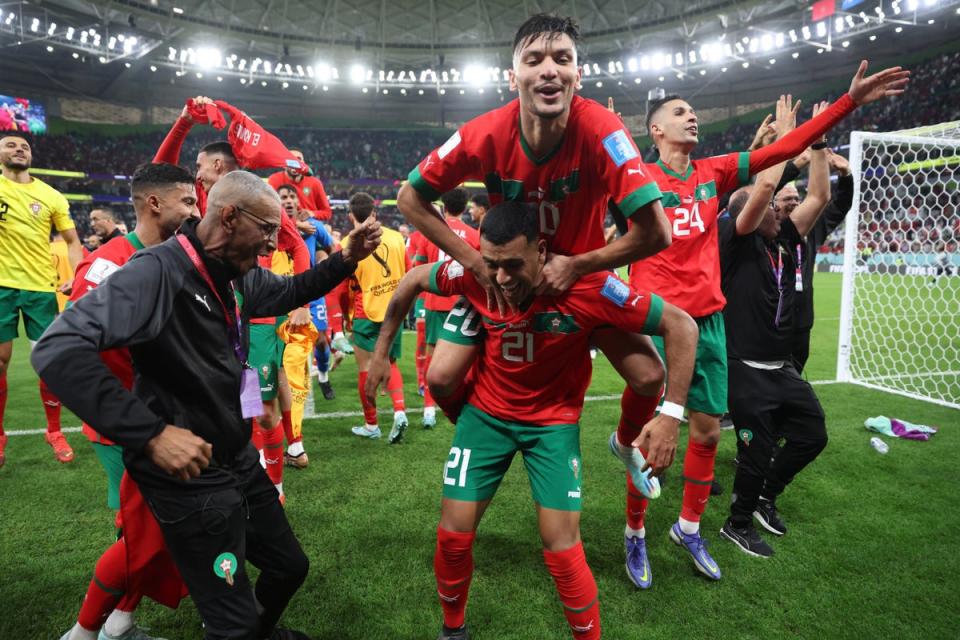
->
<box><xmin>837</xmin><ymin>121</ymin><xmax>960</xmax><ymax>409</ymax></box>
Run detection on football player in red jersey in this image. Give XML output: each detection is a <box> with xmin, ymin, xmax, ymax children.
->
<box><xmin>622</xmin><ymin>61</ymin><xmax>909</xmax><ymax>584</ymax></box>
<box><xmin>267</xmin><ymin>149</ymin><xmax>333</xmax><ymax>221</ymax></box>
<box><xmin>366</xmin><ymin>201</ymin><xmax>698</xmax><ymax>640</ymax></box>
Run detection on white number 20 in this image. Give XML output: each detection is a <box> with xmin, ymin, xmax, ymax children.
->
<box><xmin>672</xmin><ymin>203</ymin><xmax>705</xmax><ymax>237</ymax></box>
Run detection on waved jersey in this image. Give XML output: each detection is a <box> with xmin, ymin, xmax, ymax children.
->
<box><xmin>348</xmin><ymin>226</ymin><xmax>409</xmax><ymax>323</ymax></box>
<box><xmin>408</xmin><ymin>96</ymin><xmax>662</xmax><ymax>256</ymax></box>
<box><xmin>629</xmin><ymin>155</ymin><xmax>751</xmax><ymax>318</ymax></box>
<box><xmin>429</xmin><ymin>262</ymin><xmax>664</xmax><ymax>425</ymax></box>
<box><xmin>51</xmin><ymin>239</ymin><xmax>74</xmax><ymax>312</ymax></box>
<box><xmin>0</xmin><ymin>175</ymin><xmax>75</xmax><ymax>292</ymax></box>
<box><xmin>413</xmin><ymin>217</ymin><xmax>480</xmax><ymax>313</ymax></box>
<box><xmin>69</xmin><ymin>233</ymin><xmax>145</xmax><ymax>446</ymax></box>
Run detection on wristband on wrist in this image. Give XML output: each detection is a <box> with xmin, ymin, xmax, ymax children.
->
<box><xmin>659</xmin><ymin>401</ymin><xmax>685</xmax><ymax>420</ymax></box>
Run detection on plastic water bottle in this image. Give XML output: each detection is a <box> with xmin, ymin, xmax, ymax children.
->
<box><xmin>870</xmin><ymin>437</ymin><xmax>889</xmax><ymax>454</ymax></box>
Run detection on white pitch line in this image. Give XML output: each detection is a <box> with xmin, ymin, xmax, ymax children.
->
<box><xmin>8</xmin><ymin>387</ymin><xmax>863</xmax><ymax>437</ymax></box>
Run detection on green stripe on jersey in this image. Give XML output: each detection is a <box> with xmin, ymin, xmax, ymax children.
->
<box><xmin>408</xmin><ymin>166</ymin><xmax>441</xmax><ymax>202</ymax></box>
<box><xmin>427</xmin><ymin>261</ymin><xmax>444</xmax><ymax>296</ymax></box>
<box><xmin>532</xmin><ymin>311</ymin><xmax>581</xmax><ymax>334</ymax></box>
<box><xmin>737</xmin><ymin>151</ymin><xmax>751</xmax><ymax>186</ymax></box>
<box><xmin>616</xmin><ymin>182</ymin><xmax>663</xmax><ymax>218</ymax></box>
<box><xmin>484</xmin><ymin>172</ymin><xmax>524</xmax><ymax>201</ymax></box>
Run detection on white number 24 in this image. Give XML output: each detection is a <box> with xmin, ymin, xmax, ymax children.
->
<box><xmin>672</xmin><ymin>203</ymin><xmax>705</xmax><ymax>237</ymax></box>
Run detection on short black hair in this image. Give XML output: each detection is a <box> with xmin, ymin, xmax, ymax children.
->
<box><xmin>471</xmin><ymin>194</ymin><xmax>490</xmax><ymax>208</ymax></box>
<box><xmin>131</xmin><ymin>162</ymin><xmax>194</xmax><ymax>197</ymax></box>
<box><xmin>275</xmin><ymin>183</ymin><xmax>298</xmax><ymax>196</ymax></box>
<box><xmin>512</xmin><ymin>13</ymin><xmax>580</xmax><ymax>59</ymax></box>
<box><xmin>440</xmin><ymin>187</ymin><xmax>469</xmax><ymax>216</ymax></box>
<box><xmin>200</xmin><ymin>141</ymin><xmax>236</xmax><ymax>161</ymax></box>
<box><xmin>0</xmin><ymin>132</ymin><xmax>32</xmax><ymax>147</ymax></box>
<box><xmin>480</xmin><ymin>201</ymin><xmax>539</xmax><ymax>246</ymax></box>
<box><xmin>645</xmin><ymin>93</ymin><xmax>683</xmax><ymax>132</ymax></box>
<box><xmin>90</xmin><ymin>206</ymin><xmax>116</xmax><ymax>221</ymax></box>
<box><xmin>726</xmin><ymin>189</ymin><xmax>752</xmax><ymax>219</ymax></box>
<box><xmin>349</xmin><ymin>192</ymin><xmax>376</xmax><ymax>222</ymax></box>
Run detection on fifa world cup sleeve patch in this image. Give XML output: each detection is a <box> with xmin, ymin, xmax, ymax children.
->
<box><xmin>85</xmin><ymin>257</ymin><xmax>121</xmax><ymax>285</ymax></box>
<box><xmin>600</xmin><ymin>275</ymin><xmax>631</xmax><ymax>307</ymax></box>
<box><xmin>602</xmin><ymin>129</ymin><xmax>639</xmax><ymax>167</ymax></box>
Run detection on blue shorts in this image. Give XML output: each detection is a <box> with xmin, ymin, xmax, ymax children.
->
<box><xmin>310</xmin><ymin>299</ymin><xmax>328</xmax><ymax>332</ymax></box>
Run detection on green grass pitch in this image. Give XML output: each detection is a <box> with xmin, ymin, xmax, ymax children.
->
<box><xmin>0</xmin><ymin>273</ymin><xmax>956</xmax><ymax>639</ymax></box>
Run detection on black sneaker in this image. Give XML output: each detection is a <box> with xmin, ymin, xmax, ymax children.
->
<box><xmin>710</xmin><ymin>479</ymin><xmax>724</xmax><ymax>496</ymax></box>
<box><xmin>753</xmin><ymin>498</ymin><xmax>787</xmax><ymax>536</ymax></box>
<box><xmin>719</xmin><ymin>519</ymin><xmax>774</xmax><ymax>558</ymax></box>
<box><xmin>438</xmin><ymin>624</ymin><xmax>470</xmax><ymax>640</ymax></box>
<box><xmin>719</xmin><ymin>413</ymin><xmax>735</xmax><ymax>430</ymax></box>
<box><xmin>320</xmin><ymin>381</ymin><xmax>335</xmax><ymax>400</ymax></box>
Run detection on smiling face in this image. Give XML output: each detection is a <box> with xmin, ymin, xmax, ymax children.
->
<box><xmin>509</xmin><ymin>32</ymin><xmax>582</xmax><ymax>121</ymax></box>
<box><xmin>480</xmin><ymin>234</ymin><xmax>546</xmax><ymax>308</ymax></box>
<box><xmin>649</xmin><ymin>99</ymin><xmax>699</xmax><ymax>149</ymax></box>
<box><xmin>154</xmin><ymin>182</ymin><xmax>200</xmax><ymax>239</ymax></box>
<box><xmin>222</xmin><ymin>196</ymin><xmax>281</xmax><ymax>273</ymax></box>
<box><xmin>774</xmin><ymin>184</ymin><xmax>801</xmax><ymax>217</ymax></box>
<box><xmin>0</xmin><ymin>135</ymin><xmax>31</xmax><ymax>170</ymax></box>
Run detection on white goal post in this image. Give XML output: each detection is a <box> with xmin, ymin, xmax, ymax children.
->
<box><xmin>837</xmin><ymin>122</ymin><xmax>960</xmax><ymax>409</ymax></box>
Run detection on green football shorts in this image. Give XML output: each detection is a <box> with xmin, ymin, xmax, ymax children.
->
<box><xmin>352</xmin><ymin>318</ymin><xmax>402</xmax><ymax>360</ymax></box>
<box><xmin>414</xmin><ymin>297</ymin><xmax>426</xmax><ymax>321</ymax></box>
<box><xmin>436</xmin><ymin>297</ymin><xmax>484</xmax><ymax>347</ymax></box>
<box><xmin>0</xmin><ymin>286</ymin><xmax>57</xmax><ymax>342</ymax></box>
<box><xmin>424</xmin><ymin>309</ymin><xmax>448</xmax><ymax>346</ymax></box>
<box><xmin>91</xmin><ymin>442</ymin><xmax>124</xmax><ymax>511</ymax></box>
<box><xmin>652</xmin><ymin>311</ymin><xmax>728</xmax><ymax>415</ymax></box>
<box><xmin>249</xmin><ymin>323</ymin><xmax>285</xmax><ymax>401</ymax></box>
<box><xmin>442</xmin><ymin>403</ymin><xmax>584</xmax><ymax>511</ymax></box>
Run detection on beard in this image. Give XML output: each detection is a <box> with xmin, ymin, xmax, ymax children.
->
<box><xmin>2</xmin><ymin>157</ymin><xmax>30</xmax><ymax>171</ymax></box>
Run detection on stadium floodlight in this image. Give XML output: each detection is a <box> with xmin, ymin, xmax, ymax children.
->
<box><xmin>80</xmin><ymin>31</ymin><xmax>88</xmax><ymax>43</ymax></box>
<box><xmin>835</xmin><ymin>17</ymin><xmax>844</xmax><ymax>33</ymax></box>
<box><xmin>634</xmin><ymin>77</ymin><xmax>641</xmax><ymax>83</ymax></box>
<box><xmin>124</xmin><ymin>62</ymin><xmax>131</xmax><ymax>68</ymax></box>
<box><xmin>928</xmin><ymin>18</ymin><xmax>935</xmax><ymax>23</ymax></box>
<box><xmin>869</xmin><ymin>34</ymin><xmax>877</xmax><ymax>41</ymax></box>
<box><xmin>651</xmin><ymin>53</ymin><xmax>664</xmax><ymax>70</ymax></box>
<box><xmin>607</xmin><ymin>60</ymin><xmax>616</xmax><ymax>74</ymax></box>
<box><xmin>595</xmin><ymin>81</ymin><xmax>602</xmax><ymax>88</ymax></box>
<box><xmin>627</xmin><ymin>57</ymin><xmax>638</xmax><ymax>72</ymax></box>
<box><xmin>3</xmin><ymin>13</ymin><xmax>12</xmax><ymax>25</ymax></box>
<box><xmin>592</xmin><ymin>63</ymin><xmax>600</xmax><ymax>74</ymax></box>
<box><xmin>924</xmin><ymin>0</ymin><xmax>937</xmax><ymax>6</ymax></box>
<box><xmin>640</xmin><ymin>55</ymin><xmax>650</xmax><ymax>70</ymax></box>
<box><xmin>761</xmin><ymin>34</ymin><xmax>773</xmax><ymax>51</ymax></box>
<box><xmin>419</xmin><ymin>89</ymin><xmax>424</xmax><ymax>95</ymax></box>
<box><xmin>906</xmin><ymin>0</ymin><xmax>919</xmax><ymax>8</ymax></box>
<box><xmin>66</xmin><ymin>26</ymin><xmax>74</xmax><ymax>40</ymax></box>
<box><xmin>735</xmin><ymin>42</ymin><xmax>745</xmax><ymax>54</ymax></box>
<box><xmin>296</xmin><ymin>64</ymin><xmax>304</xmax><ymax>76</ymax></box>
<box><xmin>47</xmin><ymin>22</ymin><xmax>56</xmax><ymax>35</ymax></box>
<box><xmin>749</xmin><ymin>38</ymin><xmax>759</xmax><ymax>53</ymax></box>
<box><xmin>322</xmin><ymin>85</ymin><xmax>329</xmax><ymax>91</ymax></box>
<box><xmin>251</xmin><ymin>58</ymin><xmax>261</xmax><ymax>72</ymax></box>
<box><xmin>842</xmin><ymin>40</ymin><xmax>850</xmax><ymax>47</ymax></box>
<box><xmin>349</xmin><ymin>64</ymin><xmax>365</xmax><ymax>84</ymax></box>
<box><xmin>30</xmin><ymin>17</ymin><xmax>39</xmax><ymax>32</ymax></box>
<box><xmin>361</xmin><ymin>87</ymin><xmax>368</xmax><ymax>93</ymax></box>
<box><xmin>282</xmin><ymin>81</ymin><xmax>289</xmax><ymax>89</ymax></box>
<box><xmin>196</xmin><ymin>72</ymin><xmax>203</xmax><ymax>79</ymax></box>
<box><xmin>302</xmin><ymin>84</ymin><xmax>308</xmax><ymax>90</ymax></box>
<box><xmin>742</xmin><ymin>61</ymin><xmax>749</xmax><ymax>68</ymax></box>
<box><xmin>109</xmin><ymin>36</ymin><xmax>117</xmax><ymax>49</ymax></box>
<box><xmin>72</xmin><ymin>52</ymin><xmax>79</xmax><ymax>59</ymax></box>
<box><xmin>240</xmin><ymin>78</ymin><xmax>247</xmax><ymax>84</ymax></box>
<box><xmin>378</xmin><ymin>69</ymin><xmax>385</xmax><ymax>81</ymax></box>
<box><xmin>196</xmin><ymin>47</ymin><xmax>221</xmax><ymax>69</ymax></box>
<box><xmin>98</xmin><ymin>56</ymin><xmax>106</xmax><ymax>63</ymax></box>
<box><xmin>615</xmin><ymin>60</ymin><xmax>623</xmax><ymax>73</ymax></box>
<box><xmin>238</xmin><ymin>58</ymin><xmax>247</xmax><ymax>71</ymax></box>
<box><xmin>46</xmin><ymin>45</ymin><xmax>53</xmax><ymax>52</ymax></box>
<box><xmin>775</xmin><ymin>32</ymin><xmax>784</xmax><ymax>47</ymax></box>
<box><xmin>124</xmin><ymin>37</ymin><xmax>137</xmax><ymax>54</ymax></box>
<box><xmin>400</xmin><ymin>88</ymin><xmax>407</xmax><ymax>95</ymax></box>
<box><xmin>788</xmin><ymin>29</ymin><xmax>797</xmax><ymax>42</ymax></box>
<box><xmin>387</xmin><ymin>70</ymin><xmax>395</xmax><ymax>81</ymax></box>
<box><xmin>315</xmin><ymin>64</ymin><xmax>331</xmax><ymax>81</ymax></box>
<box><xmin>173</xmin><ymin>7</ymin><xmax>184</xmax><ymax>15</ymax></box>
<box><xmin>263</xmin><ymin>60</ymin><xmax>272</xmax><ymax>74</ymax></box>
<box><xmin>398</xmin><ymin>70</ymin><xmax>406</xmax><ymax>81</ymax></box>
<box><xmin>699</xmin><ymin>69</ymin><xmax>706</xmax><ymax>75</ymax></box>
<box><xmin>688</xmin><ymin>51</ymin><xmax>697</xmax><ymax>64</ymax></box>
<box><xmin>816</xmin><ymin>21</ymin><xmax>827</xmax><ymax>37</ymax></box>
<box><xmin>674</xmin><ymin>52</ymin><xmax>683</xmax><ymax>66</ymax></box>
<box><xmin>179</xmin><ymin>49</ymin><xmax>188</xmax><ymax>63</ymax></box>
<box><xmin>895</xmin><ymin>26</ymin><xmax>903</xmax><ymax>32</ymax></box>
<box><xmin>792</xmin><ymin>51</ymin><xmax>800</xmax><ymax>58</ymax></box>
<box><xmin>582</xmin><ymin>64</ymin><xmax>591</xmax><ymax>76</ymax></box>
<box><xmin>845</xmin><ymin>15</ymin><xmax>855</xmax><ymax>27</ymax></box>
<box><xmin>721</xmin><ymin>66</ymin><xmax>728</xmax><ymax>72</ymax></box>
<box><xmin>769</xmin><ymin>57</ymin><xmax>776</xmax><ymax>64</ymax></box>
<box><xmin>150</xmin><ymin>64</ymin><xmax>157</xmax><ymax>71</ymax></box>
<box><xmin>802</xmin><ymin>25</ymin><xmax>812</xmax><ymax>39</ymax></box>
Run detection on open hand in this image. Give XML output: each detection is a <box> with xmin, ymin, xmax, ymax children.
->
<box><xmin>287</xmin><ymin>307</ymin><xmax>311</xmax><ymax>328</ymax></box>
<box><xmin>848</xmin><ymin>60</ymin><xmax>910</xmax><ymax>105</ymax></box>
<box><xmin>774</xmin><ymin>94</ymin><xmax>802</xmax><ymax>139</ymax></box>
<box><xmin>181</xmin><ymin>96</ymin><xmax>213</xmax><ymax>122</ymax></box>
<box><xmin>535</xmin><ymin>253</ymin><xmax>580</xmax><ymax>296</ymax></box>
<box><xmin>749</xmin><ymin>114</ymin><xmax>776</xmax><ymax>151</ymax></box>
<box><xmin>467</xmin><ymin>253</ymin><xmax>509</xmax><ymax>316</ymax></box>
<box><xmin>342</xmin><ymin>217</ymin><xmax>382</xmax><ymax>264</ymax></box>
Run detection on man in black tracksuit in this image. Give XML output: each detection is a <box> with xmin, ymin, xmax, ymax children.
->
<box><xmin>32</xmin><ymin>171</ymin><xmax>382</xmax><ymax>640</ymax></box>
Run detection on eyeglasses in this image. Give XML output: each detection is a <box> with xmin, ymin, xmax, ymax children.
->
<box><xmin>234</xmin><ymin>205</ymin><xmax>280</xmax><ymax>238</ymax></box>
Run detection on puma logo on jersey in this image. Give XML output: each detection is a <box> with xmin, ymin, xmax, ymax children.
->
<box><xmin>194</xmin><ymin>293</ymin><xmax>211</xmax><ymax>312</ymax></box>
<box><xmin>571</xmin><ymin>620</ymin><xmax>595</xmax><ymax>633</ymax></box>
<box><xmin>437</xmin><ymin>591</ymin><xmax>460</xmax><ymax>603</ymax></box>
<box><xmin>627</xmin><ymin>166</ymin><xmax>645</xmax><ymax>176</ymax></box>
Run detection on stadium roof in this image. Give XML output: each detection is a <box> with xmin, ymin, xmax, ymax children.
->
<box><xmin>1</xmin><ymin>0</ymin><xmax>959</xmax><ymax>125</ymax></box>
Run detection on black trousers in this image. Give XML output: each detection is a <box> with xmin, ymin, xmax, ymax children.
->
<box><xmin>144</xmin><ymin>446</ymin><xmax>309</xmax><ymax>640</ymax></box>
<box><xmin>791</xmin><ymin>326</ymin><xmax>811</xmax><ymax>375</ymax></box>
<box><xmin>727</xmin><ymin>360</ymin><xmax>828</xmax><ymax>527</ymax></box>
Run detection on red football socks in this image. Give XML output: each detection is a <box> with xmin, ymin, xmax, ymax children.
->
<box><xmin>616</xmin><ymin>385</ymin><xmax>662</xmax><ymax>446</ymax></box>
<box><xmin>626</xmin><ymin>473</ymin><xmax>649</xmax><ymax>531</ymax></box>
<box><xmin>680</xmin><ymin>439</ymin><xmax>718</xmax><ymax>522</ymax></box>
<box><xmin>543</xmin><ymin>542</ymin><xmax>601</xmax><ymax>640</ymax></box>
<box><xmin>39</xmin><ymin>378</ymin><xmax>62</xmax><ymax>433</ymax></box>
<box><xmin>434</xmin><ymin>526</ymin><xmax>476</xmax><ymax>630</ymax></box>
<box><xmin>281</xmin><ymin>409</ymin><xmax>298</xmax><ymax>445</ymax></box>
<box><xmin>387</xmin><ymin>362</ymin><xmax>405</xmax><ymax>412</ymax></box>
<box><xmin>357</xmin><ymin>371</ymin><xmax>378</xmax><ymax>425</ymax></box>
<box><xmin>261</xmin><ymin>420</ymin><xmax>285</xmax><ymax>487</ymax></box>
<box><xmin>423</xmin><ymin>356</ymin><xmax>436</xmax><ymax>409</ymax></box>
<box><xmin>77</xmin><ymin>538</ymin><xmax>127</xmax><ymax>631</ymax></box>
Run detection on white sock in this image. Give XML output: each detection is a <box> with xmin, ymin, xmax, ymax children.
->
<box><xmin>424</xmin><ymin>406</ymin><xmax>436</xmax><ymax>420</ymax></box>
<box><xmin>394</xmin><ymin>410</ymin><xmax>406</xmax><ymax>421</ymax></box>
<box><xmin>102</xmin><ymin>609</ymin><xmax>135</xmax><ymax>637</ymax></box>
<box><xmin>625</xmin><ymin>525</ymin><xmax>645</xmax><ymax>539</ymax></box>
<box><xmin>678</xmin><ymin>517</ymin><xmax>699</xmax><ymax>535</ymax></box>
<box><xmin>333</xmin><ymin>331</ymin><xmax>345</xmax><ymax>340</ymax></box>
<box><xmin>366</xmin><ymin>423</ymin><xmax>379</xmax><ymax>431</ymax></box>
<box><xmin>287</xmin><ymin>441</ymin><xmax>305</xmax><ymax>457</ymax></box>
<box><xmin>317</xmin><ymin>370</ymin><xmax>329</xmax><ymax>383</ymax></box>
<box><xmin>274</xmin><ymin>482</ymin><xmax>283</xmax><ymax>496</ymax></box>
<box><xmin>68</xmin><ymin>622</ymin><xmax>98</xmax><ymax>640</ymax></box>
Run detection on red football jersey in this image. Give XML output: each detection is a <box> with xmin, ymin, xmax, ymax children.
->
<box><xmin>268</xmin><ymin>171</ymin><xmax>333</xmax><ymax>221</ymax></box>
<box><xmin>629</xmin><ymin>154</ymin><xmax>750</xmax><ymax>317</ymax></box>
<box><xmin>429</xmin><ymin>262</ymin><xmax>663</xmax><ymax>425</ymax></box>
<box><xmin>69</xmin><ymin>233</ymin><xmax>145</xmax><ymax>445</ymax></box>
<box><xmin>419</xmin><ymin>217</ymin><xmax>479</xmax><ymax>313</ymax></box>
<box><xmin>408</xmin><ymin>96</ymin><xmax>662</xmax><ymax>256</ymax></box>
